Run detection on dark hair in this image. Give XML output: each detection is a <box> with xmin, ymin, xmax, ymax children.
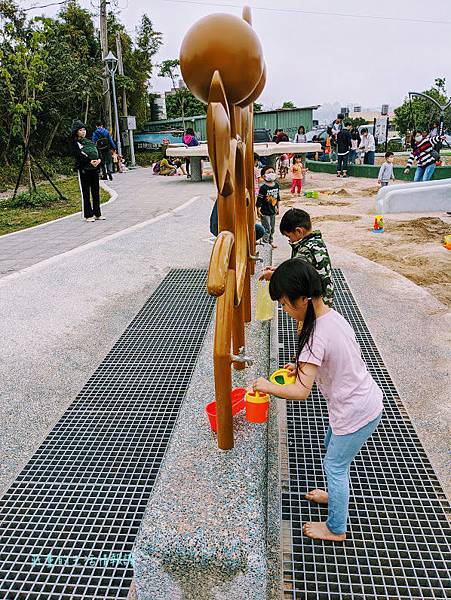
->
<box><xmin>385</xmin><ymin>151</ymin><xmax>394</xmax><ymax>158</ymax></box>
<box><xmin>269</xmin><ymin>259</ymin><xmax>324</xmax><ymax>377</ymax></box>
<box><xmin>280</xmin><ymin>208</ymin><xmax>311</xmax><ymax>233</ymax></box>
<box><xmin>95</xmin><ymin>122</ymin><xmax>103</xmax><ymax>127</ymax></box>
<box><xmin>185</xmin><ymin>127</ymin><xmax>195</xmax><ymax>135</ymax></box>
<box><xmin>260</xmin><ymin>165</ymin><xmax>274</xmax><ymax>177</ymax></box>
<box><xmin>326</xmin><ymin>126</ymin><xmax>333</xmax><ymax>136</ymax></box>
<box><xmin>360</xmin><ymin>127</ymin><xmax>368</xmax><ymax>134</ymax></box>
<box><xmin>298</xmin><ymin>126</ymin><xmax>305</xmax><ymax>134</ymax></box>
<box><xmin>254</xmin><ymin>152</ymin><xmax>260</xmax><ymax>161</ymax></box>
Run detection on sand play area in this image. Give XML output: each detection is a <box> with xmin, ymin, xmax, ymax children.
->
<box><xmin>277</xmin><ymin>173</ymin><xmax>451</xmax><ymax>307</ymax></box>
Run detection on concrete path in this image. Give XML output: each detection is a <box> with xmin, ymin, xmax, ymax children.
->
<box><xmin>0</xmin><ymin>178</ymin><xmax>215</xmax><ymax>497</ymax></box>
<box><xmin>0</xmin><ymin>168</ymin><xmax>215</xmax><ymax>277</ymax></box>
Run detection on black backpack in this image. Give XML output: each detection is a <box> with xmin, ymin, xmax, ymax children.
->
<box><xmin>96</xmin><ymin>136</ymin><xmax>110</xmax><ymax>152</ymax></box>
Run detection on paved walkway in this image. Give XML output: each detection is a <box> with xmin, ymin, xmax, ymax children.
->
<box><xmin>0</xmin><ymin>168</ymin><xmax>215</xmax><ymax>277</ymax></box>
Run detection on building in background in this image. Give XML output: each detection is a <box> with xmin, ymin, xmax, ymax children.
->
<box><xmin>134</xmin><ymin>106</ymin><xmax>320</xmax><ymax>149</ymax></box>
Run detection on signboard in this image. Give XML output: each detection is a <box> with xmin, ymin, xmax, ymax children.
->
<box><xmin>353</xmin><ymin>106</ymin><xmax>361</xmax><ymax>113</ymax></box>
<box><xmin>120</xmin><ymin>116</ymin><xmax>136</xmax><ymax>131</ymax></box>
<box><xmin>381</xmin><ymin>104</ymin><xmax>389</xmax><ymax>116</ymax></box>
<box><xmin>375</xmin><ymin>116</ymin><xmax>388</xmax><ymax>143</ymax></box>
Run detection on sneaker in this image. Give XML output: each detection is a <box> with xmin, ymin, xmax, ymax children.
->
<box><xmin>85</xmin><ymin>217</ymin><xmax>96</xmax><ymax>222</ymax></box>
<box><xmin>95</xmin><ymin>215</ymin><xmax>106</xmax><ymax>220</ymax></box>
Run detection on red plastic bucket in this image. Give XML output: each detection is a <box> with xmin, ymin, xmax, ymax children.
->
<box><xmin>245</xmin><ymin>391</ymin><xmax>269</xmax><ymax>423</ymax></box>
<box><xmin>205</xmin><ymin>388</ymin><xmax>246</xmax><ymax>433</ymax></box>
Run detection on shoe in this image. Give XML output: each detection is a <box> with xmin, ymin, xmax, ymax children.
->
<box><xmin>85</xmin><ymin>217</ymin><xmax>96</xmax><ymax>222</ymax></box>
<box><xmin>101</xmin><ymin>176</ymin><xmax>108</xmax><ymax>180</ymax></box>
<box><xmin>95</xmin><ymin>215</ymin><xmax>106</xmax><ymax>220</ymax></box>
<box><xmin>108</xmin><ymin>174</ymin><xmax>113</xmax><ymax>181</ymax></box>
<box><xmin>337</xmin><ymin>173</ymin><xmax>341</xmax><ymax>177</ymax></box>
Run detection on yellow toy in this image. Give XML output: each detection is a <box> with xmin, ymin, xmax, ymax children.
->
<box><xmin>372</xmin><ymin>215</ymin><xmax>384</xmax><ymax>233</ymax></box>
<box><xmin>270</xmin><ymin>368</ymin><xmax>296</xmax><ymax>386</ymax></box>
<box><xmin>444</xmin><ymin>235</ymin><xmax>451</xmax><ymax>250</ymax></box>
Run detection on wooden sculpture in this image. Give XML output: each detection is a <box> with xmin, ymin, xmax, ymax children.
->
<box><xmin>180</xmin><ymin>7</ymin><xmax>266</xmax><ymax>449</ymax></box>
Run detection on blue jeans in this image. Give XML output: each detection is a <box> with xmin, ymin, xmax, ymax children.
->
<box><xmin>349</xmin><ymin>150</ymin><xmax>357</xmax><ymax>164</ymax></box>
<box><xmin>323</xmin><ymin>412</ymin><xmax>382</xmax><ymax>534</ymax></box>
<box><xmin>363</xmin><ymin>151</ymin><xmax>375</xmax><ymax>165</ymax></box>
<box><xmin>414</xmin><ymin>163</ymin><xmax>436</xmax><ymax>182</ymax></box>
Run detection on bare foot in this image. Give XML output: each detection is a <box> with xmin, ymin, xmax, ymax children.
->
<box><xmin>303</xmin><ymin>521</ymin><xmax>346</xmax><ymax>541</ymax></box>
<box><xmin>305</xmin><ymin>489</ymin><xmax>328</xmax><ymax>504</ymax></box>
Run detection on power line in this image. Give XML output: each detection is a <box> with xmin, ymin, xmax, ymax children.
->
<box><xmin>22</xmin><ymin>1</ymin><xmax>65</xmax><ymax>11</ymax></box>
<box><xmin>159</xmin><ymin>0</ymin><xmax>451</xmax><ymax>26</ymax></box>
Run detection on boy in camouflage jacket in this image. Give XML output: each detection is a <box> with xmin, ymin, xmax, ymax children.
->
<box><xmin>259</xmin><ymin>208</ymin><xmax>334</xmax><ymax>307</ymax></box>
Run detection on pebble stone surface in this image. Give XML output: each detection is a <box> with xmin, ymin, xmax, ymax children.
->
<box><xmin>133</xmin><ymin>246</ymin><xmax>275</xmax><ymax>600</ymax></box>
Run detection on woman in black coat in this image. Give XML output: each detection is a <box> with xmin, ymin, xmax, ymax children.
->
<box><xmin>71</xmin><ymin>120</ymin><xmax>105</xmax><ymax>221</ymax></box>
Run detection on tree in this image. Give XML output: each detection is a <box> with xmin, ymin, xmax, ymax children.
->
<box><xmin>253</xmin><ymin>102</ymin><xmax>263</xmax><ymax>112</ymax></box>
<box><xmin>158</xmin><ymin>59</ymin><xmax>207</xmax><ymax>124</ymax></box>
<box><xmin>394</xmin><ymin>79</ymin><xmax>451</xmax><ymax>136</ymax></box>
<box><xmin>0</xmin><ymin>6</ymin><xmax>48</xmax><ymax>187</ymax></box>
<box><xmin>347</xmin><ymin>117</ymin><xmax>368</xmax><ymax>128</ymax></box>
<box><xmin>165</xmin><ymin>88</ymin><xmax>206</xmax><ymax>119</ymax></box>
<box><xmin>281</xmin><ymin>101</ymin><xmax>296</xmax><ymax>109</ymax></box>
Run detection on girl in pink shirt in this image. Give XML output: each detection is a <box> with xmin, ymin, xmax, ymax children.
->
<box><xmin>254</xmin><ymin>259</ymin><xmax>383</xmax><ymax>542</ymax></box>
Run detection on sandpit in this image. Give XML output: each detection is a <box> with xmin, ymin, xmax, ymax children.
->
<box><xmin>278</xmin><ymin>172</ymin><xmax>451</xmax><ymax>306</ymax></box>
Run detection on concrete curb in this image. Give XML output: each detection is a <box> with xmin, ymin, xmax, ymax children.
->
<box><xmin>133</xmin><ymin>246</ymin><xmax>274</xmax><ymax>599</ymax></box>
<box><xmin>0</xmin><ymin>180</ymin><xmax>118</xmax><ymax>241</ymax></box>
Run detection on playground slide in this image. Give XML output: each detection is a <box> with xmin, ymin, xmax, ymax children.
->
<box><xmin>376</xmin><ymin>178</ymin><xmax>451</xmax><ymax>213</ymax></box>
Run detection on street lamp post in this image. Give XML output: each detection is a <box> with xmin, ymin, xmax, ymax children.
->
<box><xmin>104</xmin><ymin>51</ymin><xmax>122</xmax><ymax>160</ymax></box>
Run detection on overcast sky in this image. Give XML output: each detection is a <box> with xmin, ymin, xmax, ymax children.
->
<box><xmin>26</xmin><ymin>0</ymin><xmax>451</xmax><ymax>111</ymax></box>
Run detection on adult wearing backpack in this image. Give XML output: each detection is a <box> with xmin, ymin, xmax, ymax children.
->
<box><xmin>92</xmin><ymin>122</ymin><xmax>117</xmax><ymax>180</ymax></box>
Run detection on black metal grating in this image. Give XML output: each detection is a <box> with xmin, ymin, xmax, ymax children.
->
<box><xmin>280</xmin><ymin>269</ymin><xmax>451</xmax><ymax>600</ymax></box>
<box><xmin>0</xmin><ymin>269</ymin><xmax>214</xmax><ymax>599</ymax></box>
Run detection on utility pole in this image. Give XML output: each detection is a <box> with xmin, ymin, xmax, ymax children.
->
<box><xmin>100</xmin><ymin>0</ymin><xmax>112</xmax><ymax>130</ymax></box>
<box><xmin>116</xmin><ymin>31</ymin><xmax>135</xmax><ymax>166</ymax></box>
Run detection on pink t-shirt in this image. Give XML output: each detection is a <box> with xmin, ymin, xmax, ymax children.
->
<box><xmin>299</xmin><ymin>309</ymin><xmax>383</xmax><ymax>435</ymax></box>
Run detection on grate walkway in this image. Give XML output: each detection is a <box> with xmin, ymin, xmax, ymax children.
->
<box><xmin>280</xmin><ymin>269</ymin><xmax>451</xmax><ymax>600</ymax></box>
<box><xmin>0</xmin><ymin>269</ymin><xmax>214</xmax><ymax>599</ymax></box>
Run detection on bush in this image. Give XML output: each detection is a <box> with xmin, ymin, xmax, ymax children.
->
<box><xmin>0</xmin><ymin>155</ymin><xmax>75</xmax><ymax>191</ymax></box>
<box><xmin>134</xmin><ymin>150</ymin><xmax>163</xmax><ymax>167</ymax></box>
<box><xmin>8</xmin><ymin>189</ymin><xmax>61</xmax><ymax>209</ymax></box>
<box><xmin>376</xmin><ymin>139</ymin><xmax>405</xmax><ymax>153</ymax></box>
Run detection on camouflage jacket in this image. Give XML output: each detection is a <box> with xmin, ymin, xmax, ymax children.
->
<box><xmin>290</xmin><ymin>230</ymin><xmax>334</xmax><ymax>307</ymax></box>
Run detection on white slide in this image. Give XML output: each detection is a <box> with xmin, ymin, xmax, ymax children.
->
<box><xmin>376</xmin><ymin>178</ymin><xmax>451</xmax><ymax>213</ymax></box>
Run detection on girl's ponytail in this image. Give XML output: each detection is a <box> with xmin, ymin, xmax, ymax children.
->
<box><xmin>295</xmin><ymin>298</ymin><xmax>316</xmax><ymax>374</ymax></box>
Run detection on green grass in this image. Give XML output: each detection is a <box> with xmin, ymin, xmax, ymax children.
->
<box><xmin>0</xmin><ymin>177</ymin><xmax>110</xmax><ymax>236</ymax></box>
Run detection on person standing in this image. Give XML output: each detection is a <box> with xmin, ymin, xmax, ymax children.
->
<box><xmin>358</xmin><ymin>128</ymin><xmax>376</xmax><ymax>165</ymax></box>
<box><xmin>183</xmin><ymin>127</ymin><xmax>199</xmax><ymax>178</ymax></box>
<box><xmin>404</xmin><ymin>131</ymin><xmax>444</xmax><ymax>182</ymax></box>
<box><xmin>336</xmin><ymin>121</ymin><xmax>352</xmax><ymax>177</ymax></box>
<box><xmin>71</xmin><ymin>120</ymin><xmax>105</xmax><ymax>222</ymax></box>
<box><xmin>92</xmin><ymin>122</ymin><xmax>116</xmax><ymax>181</ymax></box>
<box><xmin>290</xmin><ymin>156</ymin><xmax>304</xmax><ymax>195</ymax></box>
<box><xmin>349</xmin><ymin>129</ymin><xmax>360</xmax><ymax>164</ymax></box>
<box><xmin>293</xmin><ymin>126</ymin><xmax>307</xmax><ymax>143</ymax></box>
<box><xmin>256</xmin><ymin>166</ymin><xmax>280</xmax><ymax>248</ymax></box>
<box><xmin>378</xmin><ymin>152</ymin><xmax>395</xmax><ymax>187</ymax></box>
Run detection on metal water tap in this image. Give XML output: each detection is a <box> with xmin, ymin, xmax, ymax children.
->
<box><xmin>231</xmin><ymin>346</ymin><xmax>254</xmax><ymax>366</ymax></box>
